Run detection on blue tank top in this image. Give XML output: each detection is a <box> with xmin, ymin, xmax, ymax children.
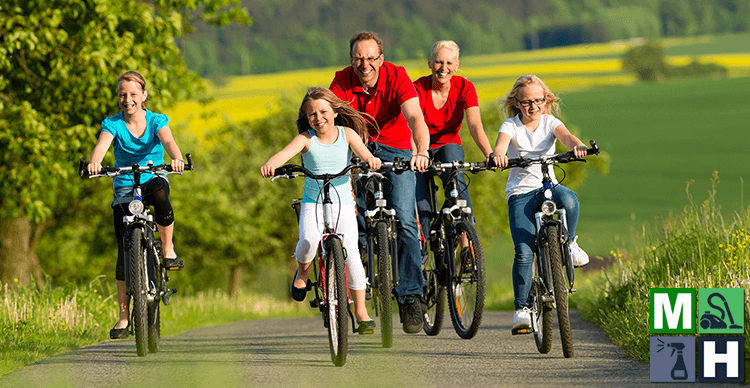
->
<box><xmin>301</xmin><ymin>126</ymin><xmax>354</xmax><ymax>205</ymax></box>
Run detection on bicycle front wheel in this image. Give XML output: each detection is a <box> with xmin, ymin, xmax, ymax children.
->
<box><xmin>531</xmin><ymin>277</ymin><xmax>553</xmax><ymax>354</ymax></box>
<box><xmin>148</xmin><ymin>302</ymin><xmax>160</xmax><ymax>353</ymax></box>
<box><xmin>128</xmin><ymin>228</ymin><xmax>148</xmax><ymax>357</ymax></box>
<box><xmin>375</xmin><ymin>222</ymin><xmax>393</xmax><ymax>348</ymax></box>
<box><xmin>446</xmin><ymin>220</ymin><xmax>486</xmax><ymax>339</ymax></box>
<box><xmin>325</xmin><ymin>237</ymin><xmax>348</xmax><ymax>366</ymax></box>
<box><xmin>546</xmin><ymin>224</ymin><xmax>574</xmax><ymax>358</ymax></box>
<box><xmin>422</xmin><ymin>227</ymin><xmax>445</xmax><ymax>336</ymax></box>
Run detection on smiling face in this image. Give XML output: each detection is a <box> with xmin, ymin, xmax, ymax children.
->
<box><xmin>430</xmin><ymin>47</ymin><xmax>459</xmax><ymax>87</ymax></box>
<box><xmin>118</xmin><ymin>80</ymin><xmax>147</xmax><ymax>116</ymax></box>
<box><xmin>350</xmin><ymin>39</ymin><xmax>383</xmax><ymax>89</ymax></box>
<box><xmin>515</xmin><ymin>84</ymin><xmax>545</xmax><ymax>122</ymax></box>
<box><xmin>304</xmin><ymin>98</ymin><xmax>338</xmax><ymax>135</ymax></box>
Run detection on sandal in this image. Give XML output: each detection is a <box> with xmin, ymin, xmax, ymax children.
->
<box><xmin>290</xmin><ymin>269</ymin><xmax>307</xmax><ymax>302</ymax></box>
<box><xmin>356</xmin><ymin>320</ymin><xmax>376</xmax><ymax>335</ymax></box>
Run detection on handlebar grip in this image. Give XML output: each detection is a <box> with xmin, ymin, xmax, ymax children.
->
<box><xmin>78</xmin><ymin>158</ymin><xmax>87</xmax><ymax>177</ymax></box>
<box><xmin>587</xmin><ymin>140</ymin><xmax>600</xmax><ymax>155</ymax></box>
<box><xmin>186</xmin><ymin>153</ymin><xmax>194</xmax><ymax>170</ymax></box>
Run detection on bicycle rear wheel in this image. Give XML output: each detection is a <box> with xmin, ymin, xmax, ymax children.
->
<box><xmin>325</xmin><ymin>237</ymin><xmax>348</xmax><ymax>366</ymax></box>
<box><xmin>422</xmin><ymin>226</ymin><xmax>445</xmax><ymax>336</ymax></box>
<box><xmin>128</xmin><ymin>228</ymin><xmax>148</xmax><ymax>357</ymax></box>
<box><xmin>446</xmin><ymin>220</ymin><xmax>485</xmax><ymax>339</ymax></box>
<box><xmin>546</xmin><ymin>225</ymin><xmax>574</xmax><ymax>358</ymax></box>
<box><xmin>375</xmin><ymin>222</ymin><xmax>393</xmax><ymax>348</ymax></box>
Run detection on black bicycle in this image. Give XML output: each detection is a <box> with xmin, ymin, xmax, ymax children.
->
<box><xmin>354</xmin><ymin>157</ymin><xmax>409</xmax><ymax>348</ymax></box>
<box><xmin>501</xmin><ymin>140</ymin><xmax>599</xmax><ymax>358</ymax></box>
<box><xmin>78</xmin><ymin>155</ymin><xmax>193</xmax><ymax>357</ymax></box>
<box><xmin>421</xmin><ymin>160</ymin><xmax>489</xmax><ymax>339</ymax></box>
<box><xmin>274</xmin><ymin>160</ymin><xmax>371</xmax><ymax>366</ymax></box>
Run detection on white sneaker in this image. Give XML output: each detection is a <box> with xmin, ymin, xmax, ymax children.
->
<box><xmin>512</xmin><ymin>307</ymin><xmax>532</xmax><ymax>330</ymax></box>
<box><xmin>570</xmin><ymin>236</ymin><xmax>589</xmax><ymax>268</ymax></box>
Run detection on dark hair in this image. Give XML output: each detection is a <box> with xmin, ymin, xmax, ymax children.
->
<box><xmin>116</xmin><ymin>70</ymin><xmax>149</xmax><ymax>107</ymax></box>
<box><xmin>349</xmin><ymin>31</ymin><xmax>383</xmax><ymax>58</ymax></box>
<box><xmin>296</xmin><ymin>87</ymin><xmax>378</xmax><ymax>143</ymax></box>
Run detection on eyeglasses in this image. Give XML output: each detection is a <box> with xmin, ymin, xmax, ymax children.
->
<box><xmin>351</xmin><ymin>55</ymin><xmax>382</xmax><ymax>65</ymax></box>
<box><xmin>517</xmin><ymin>98</ymin><xmax>546</xmax><ymax>107</ymax></box>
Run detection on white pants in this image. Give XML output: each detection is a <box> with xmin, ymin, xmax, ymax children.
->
<box><xmin>294</xmin><ymin>202</ymin><xmax>366</xmax><ymax>290</ymax></box>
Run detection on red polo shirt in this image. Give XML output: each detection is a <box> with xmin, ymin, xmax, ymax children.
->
<box><xmin>330</xmin><ymin>62</ymin><xmax>418</xmax><ymax>150</ymax></box>
<box><xmin>414</xmin><ymin>75</ymin><xmax>478</xmax><ymax>149</ymax></box>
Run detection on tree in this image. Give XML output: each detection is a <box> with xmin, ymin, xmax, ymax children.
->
<box><xmin>0</xmin><ymin>0</ymin><xmax>250</xmax><ymax>286</ymax></box>
<box><xmin>622</xmin><ymin>41</ymin><xmax>669</xmax><ymax>82</ymax></box>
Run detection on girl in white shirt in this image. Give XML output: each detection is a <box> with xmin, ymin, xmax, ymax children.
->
<box><xmin>490</xmin><ymin>74</ymin><xmax>589</xmax><ymax>331</ymax></box>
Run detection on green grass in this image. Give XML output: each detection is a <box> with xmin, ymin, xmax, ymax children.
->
<box><xmin>0</xmin><ymin>278</ymin><xmax>310</xmax><ymax>377</ymax></box>
<box><xmin>560</xmin><ymin>76</ymin><xmax>750</xmax><ymax>256</ymax></box>
<box><xmin>573</xmin><ymin>176</ymin><xmax>750</xmax><ymax>380</ymax></box>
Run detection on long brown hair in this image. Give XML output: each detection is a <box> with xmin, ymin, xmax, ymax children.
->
<box><xmin>296</xmin><ymin>87</ymin><xmax>378</xmax><ymax>143</ymax></box>
<box><xmin>499</xmin><ymin>74</ymin><xmax>561</xmax><ymax>119</ymax></box>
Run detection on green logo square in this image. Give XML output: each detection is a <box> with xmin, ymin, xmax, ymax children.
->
<box><xmin>698</xmin><ymin>288</ymin><xmax>745</xmax><ymax>333</ymax></box>
<box><xmin>650</xmin><ymin>288</ymin><xmax>695</xmax><ymax>333</ymax></box>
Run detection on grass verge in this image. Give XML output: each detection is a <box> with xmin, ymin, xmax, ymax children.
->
<box><xmin>573</xmin><ymin>172</ymin><xmax>750</xmax><ymax>381</ymax></box>
<box><xmin>0</xmin><ymin>278</ymin><xmax>311</xmax><ymax>378</ymax></box>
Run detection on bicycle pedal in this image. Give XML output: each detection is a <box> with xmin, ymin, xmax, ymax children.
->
<box><xmin>163</xmin><ymin>259</ymin><xmax>184</xmax><ymax>271</ymax></box>
<box><xmin>512</xmin><ymin>327</ymin><xmax>532</xmax><ymax>335</ymax></box>
<box><xmin>310</xmin><ymin>299</ymin><xmax>320</xmax><ymax>308</ymax></box>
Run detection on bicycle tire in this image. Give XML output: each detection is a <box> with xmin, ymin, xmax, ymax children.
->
<box><xmin>128</xmin><ymin>227</ymin><xmax>148</xmax><ymax>357</ymax></box>
<box><xmin>375</xmin><ymin>222</ymin><xmax>393</xmax><ymax>348</ymax></box>
<box><xmin>325</xmin><ymin>237</ymin><xmax>348</xmax><ymax>366</ymax></box>
<box><xmin>446</xmin><ymin>220</ymin><xmax>485</xmax><ymax>339</ymax></box>
<box><xmin>546</xmin><ymin>224</ymin><xmax>574</xmax><ymax>358</ymax></box>
<box><xmin>531</xmin><ymin>277</ymin><xmax>553</xmax><ymax>354</ymax></box>
<box><xmin>148</xmin><ymin>301</ymin><xmax>160</xmax><ymax>353</ymax></box>
<box><xmin>422</xmin><ymin>226</ymin><xmax>445</xmax><ymax>336</ymax></box>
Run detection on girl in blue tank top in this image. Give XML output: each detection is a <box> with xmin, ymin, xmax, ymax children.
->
<box><xmin>261</xmin><ymin>87</ymin><xmax>381</xmax><ymax>333</ymax></box>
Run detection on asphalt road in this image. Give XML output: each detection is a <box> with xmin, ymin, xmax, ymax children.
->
<box><xmin>1</xmin><ymin>310</ymin><xmax>715</xmax><ymax>388</ymax></box>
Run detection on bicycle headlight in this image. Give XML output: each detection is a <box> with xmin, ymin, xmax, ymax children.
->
<box><xmin>541</xmin><ymin>200</ymin><xmax>556</xmax><ymax>216</ymax></box>
<box><xmin>128</xmin><ymin>199</ymin><xmax>144</xmax><ymax>214</ymax></box>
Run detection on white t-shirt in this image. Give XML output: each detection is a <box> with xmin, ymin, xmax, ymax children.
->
<box><xmin>499</xmin><ymin>114</ymin><xmax>564</xmax><ymax>200</ymax></box>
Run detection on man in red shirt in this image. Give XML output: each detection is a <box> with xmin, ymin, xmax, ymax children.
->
<box><xmin>330</xmin><ymin>31</ymin><xmax>429</xmax><ymax>334</ymax></box>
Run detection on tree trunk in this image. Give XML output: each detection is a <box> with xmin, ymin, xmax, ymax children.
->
<box><xmin>0</xmin><ymin>217</ymin><xmax>44</xmax><ymax>286</ymax></box>
<box><xmin>228</xmin><ymin>265</ymin><xmax>244</xmax><ymax>298</ymax></box>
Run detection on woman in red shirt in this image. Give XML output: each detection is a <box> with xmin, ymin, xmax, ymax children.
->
<box><xmin>414</xmin><ymin>40</ymin><xmax>494</xmax><ymax>257</ymax></box>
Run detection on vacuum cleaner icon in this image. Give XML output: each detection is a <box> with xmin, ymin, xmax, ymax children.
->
<box><xmin>700</xmin><ymin>292</ymin><xmax>743</xmax><ymax>330</ymax></box>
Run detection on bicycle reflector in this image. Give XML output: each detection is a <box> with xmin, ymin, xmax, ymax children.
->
<box><xmin>541</xmin><ymin>200</ymin><xmax>557</xmax><ymax>216</ymax></box>
<box><xmin>129</xmin><ymin>199</ymin><xmax>145</xmax><ymax>214</ymax></box>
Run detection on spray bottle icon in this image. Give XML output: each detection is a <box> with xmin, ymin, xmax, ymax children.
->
<box><xmin>667</xmin><ymin>342</ymin><xmax>688</xmax><ymax>380</ymax></box>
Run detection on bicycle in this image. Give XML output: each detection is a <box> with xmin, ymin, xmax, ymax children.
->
<box><xmin>420</xmin><ymin>160</ymin><xmax>489</xmax><ymax>339</ymax></box>
<box><xmin>78</xmin><ymin>154</ymin><xmax>193</xmax><ymax>357</ymax></box>
<box><xmin>499</xmin><ymin>140</ymin><xmax>599</xmax><ymax>358</ymax></box>
<box><xmin>273</xmin><ymin>160</ymin><xmax>369</xmax><ymax>366</ymax></box>
<box><xmin>354</xmin><ymin>157</ymin><xmax>409</xmax><ymax>348</ymax></box>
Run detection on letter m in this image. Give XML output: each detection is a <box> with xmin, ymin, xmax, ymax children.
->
<box><xmin>651</xmin><ymin>288</ymin><xmax>695</xmax><ymax>333</ymax></box>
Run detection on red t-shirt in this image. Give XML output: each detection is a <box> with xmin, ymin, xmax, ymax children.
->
<box><xmin>330</xmin><ymin>62</ymin><xmax>418</xmax><ymax>150</ymax></box>
<box><xmin>413</xmin><ymin>75</ymin><xmax>479</xmax><ymax>149</ymax></box>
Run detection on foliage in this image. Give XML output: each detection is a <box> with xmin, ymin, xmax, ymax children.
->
<box><xmin>623</xmin><ymin>41</ymin><xmax>729</xmax><ymax>81</ymax></box>
<box><xmin>576</xmin><ymin>173</ymin><xmax>750</xmax><ymax>374</ymax></box>
<box><xmin>181</xmin><ymin>0</ymin><xmax>750</xmax><ymax>77</ymax></box>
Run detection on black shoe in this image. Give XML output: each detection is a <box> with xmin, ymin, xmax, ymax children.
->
<box><xmin>109</xmin><ymin>324</ymin><xmax>129</xmax><ymax>339</ymax></box>
<box><xmin>290</xmin><ymin>269</ymin><xmax>307</xmax><ymax>302</ymax></box>
<box><xmin>399</xmin><ymin>295</ymin><xmax>423</xmax><ymax>334</ymax></box>
<box><xmin>163</xmin><ymin>256</ymin><xmax>184</xmax><ymax>270</ymax></box>
<box><xmin>356</xmin><ymin>320</ymin><xmax>376</xmax><ymax>335</ymax></box>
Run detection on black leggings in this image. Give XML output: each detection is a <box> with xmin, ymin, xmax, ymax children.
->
<box><xmin>113</xmin><ymin>177</ymin><xmax>173</xmax><ymax>281</ymax></box>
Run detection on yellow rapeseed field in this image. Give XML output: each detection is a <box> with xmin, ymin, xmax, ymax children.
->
<box><xmin>166</xmin><ymin>36</ymin><xmax>750</xmax><ymax>143</ymax></box>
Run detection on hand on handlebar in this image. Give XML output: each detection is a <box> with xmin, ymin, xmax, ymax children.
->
<box><xmin>171</xmin><ymin>158</ymin><xmax>185</xmax><ymax>173</ymax></box>
<box><xmin>88</xmin><ymin>162</ymin><xmax>102</xmax><ymax>176</ymax></box>
<box><xmin>572</xmin><ymin>144</ymin><xmax>587</xmax><ymax>159</ymax></box>
<box><xmin>487</xmin><ymin>152</ymin><xmax>508</xmax><ymax>169</ymax></box>
<box><xmin>411</xmin><ymin>154</ymin><xmax>429</xmax><ymax>172</ymax></box>
<box><xmin>365</xmin><ymin>156</ymin><xmax>382</xmax><ymax>170</ymax></box>
<box><xmin>260</xmin><ymin>163</ymin><xmax>276</xmax><ymax>178</ymax></box>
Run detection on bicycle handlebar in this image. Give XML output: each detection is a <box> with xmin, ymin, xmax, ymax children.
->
<box><xmin>490</xmin><ymin>140</ymin><xmax>600</xmax><ymax>170</ymax></box>
<box><xmin>423</xmin><ymin>160</ymin><xmax>490</xmax><ymax>174</ymax></box>
<box><xmin>78</xmin><ymin>153</ymin><xmax>194</xmax><ymax>178</ymax></box>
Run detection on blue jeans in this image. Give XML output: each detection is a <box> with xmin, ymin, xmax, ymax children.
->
<box><xmin>355</xmin><ymin>142</ymin><xmax>422</xmax><ymax>303</ymax></box>
<box><xmin>415</xmin><ymin>143</ymin><xmax>473</xmax><ymax>254</ymax></box>
<box><xmin>508</xmin><ymin>185</ymin><xmax>579</xmax><ymax>310</ymax></box>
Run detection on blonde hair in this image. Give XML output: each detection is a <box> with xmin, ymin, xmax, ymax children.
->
<box><xmin>116</xmin><ymin>70</ymin><xmax>148</xmax><ymax>107</ymax></box>
<box><xmin>296</xmin><ymin>87</ymin><xmax>378</xmax><ymax>143</ymax></box>
<box><xmin>500</xmin><ymin>74</ymin><xmax>560</xmax><ymax>119</ymax></box>
<box><xmin>428</xmin><ymin>40</ymin><xmax>460</xmax><ymax>66</ymax></box>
